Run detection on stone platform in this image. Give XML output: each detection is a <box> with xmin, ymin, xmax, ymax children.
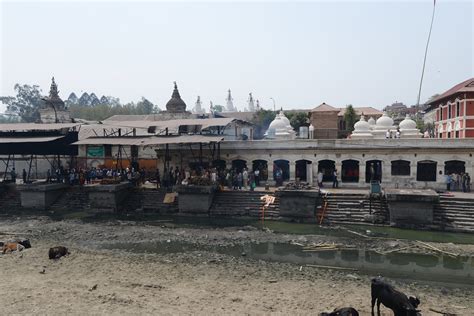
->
<box><xmin>385</xmin><ymin>188</ymin><xmax>439</xmax><ymax>226</ymax></box>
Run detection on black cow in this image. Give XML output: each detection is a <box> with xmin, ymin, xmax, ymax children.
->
<box><xmin>17</xmin><ymin>239</ymin><xmax>31</xmax><ymax>249</ymax></box>
<box><xmin>371</xmin><ymin>277</ymin><xmax>421</xmax><ymax>316</ymax></box>
<box><xmin>319</xmin><ymin>307</ymin><xmax>359</xmax><ymax>316</ymax></box>
<box><xmin>49</xmin><ymin>246</ymin><xmax>70</xmax><ymax>260</ymax></box>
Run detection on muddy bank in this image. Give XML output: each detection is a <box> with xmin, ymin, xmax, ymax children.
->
<box><xmin>0</xmin><ymin>216</ymin><xmax>473</xmax><ymax>315</ymax></box>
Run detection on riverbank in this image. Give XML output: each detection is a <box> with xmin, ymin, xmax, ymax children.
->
<box><xmin>0</xmin><ymin>216</ymin><xmax>473</xmax><ymax>315</ymax></box>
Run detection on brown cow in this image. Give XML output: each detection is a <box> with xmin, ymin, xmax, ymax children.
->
<box><xmin>2</xmin><ymin>242</ymin><xmax>25</xmax><ymax>254</ymax></box>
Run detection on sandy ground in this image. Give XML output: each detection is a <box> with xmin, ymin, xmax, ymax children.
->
<box><xmin>0</xmin><ymin>217</ymin><xmax>473</xmax><ymax>315</ymax></box>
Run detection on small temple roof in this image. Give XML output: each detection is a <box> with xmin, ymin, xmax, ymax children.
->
<box><xmin>165</xmin><ymin>82</ymin><xmax>187</xmax><ymax>112</ymax></box>
<box><xmin>310</xmin><ymin>102</ymin><xmax>339</xmax><ymax>112</ymax></box>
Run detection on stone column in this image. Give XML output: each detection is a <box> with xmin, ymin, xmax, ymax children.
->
<box><xmin>312</xmin><ymin>162</ymin><xmax>318</xmax><ymax>184</ymax></box>
<box><xmin>335</xmin><ymin>162</ymin><xmax>342</xmax><ymax>185</ymax></box>
<box><xmin>359</xmin><ymin>162</ymin><xmax>366</xmax><ymax>185</ymax></box>
<box><xmin>382</xmin><ymin>161</ymin><xmax>391</xmax><ymax>186</ymax></box>
<box><xmin>289</xmin><ymin>161</ymin><xmax>296</xmax><ymax>181</ymax></box>
<box><xmin>437</xmin><ymin>163</ymin><xmax>445</xmax><ymax>188</ymax></box>
<box><xmin>307</xmin><ymin>162</ymin><xmax>314</xmax><ymax>185</ymax></box>
<box><xmin>267</xmin><ymin>161</ymin><xmax>274</xmax><ymax>184</ymax></box>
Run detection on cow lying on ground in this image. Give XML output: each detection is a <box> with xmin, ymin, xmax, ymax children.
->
<box><xmin>0</xmin><ymin>238</ymin><xmax>31</xmax><ymax>251</ymax></box>
<box><xmin>371</xmin><ymin>277</ymin><xmax>421</xmax><ymax>316</ymax></box>
<box><xmin>2</xmin><ymin>242</ymin><xmax>25</xmax><ymax>254</ymax></box>
<box><xmin>49</xmin><ymin>246</ymin><xmax>70</xmax><ymax>260</ymax></box>
<box><xmin>319</xmin><ymin>307</ymin><xmax>359</xmax><ymax>316</ymax></box>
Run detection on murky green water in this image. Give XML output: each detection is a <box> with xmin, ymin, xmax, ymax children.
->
<box><xmin>48</xmin><ymin>210</ymin><xmax>474</xmax><ymax>245</ymax></box>
<box><xmin>102</xmin><ymin>240</ymin><xmax>473</xmax><ymax>285</ymax></box>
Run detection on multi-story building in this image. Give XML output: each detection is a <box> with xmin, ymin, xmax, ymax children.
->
<box><xmin>309</xmin><ymin>102</ymin><xmax>382</xmax><ymax>139</ymax></box>
<box><xmin>426</xmin><ymin>77</ymin><xmax>474</xmax><ymax>138</ymax></box>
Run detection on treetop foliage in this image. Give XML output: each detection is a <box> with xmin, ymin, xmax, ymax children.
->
<box><xmin>0</xmin><ymin>83</ymin><xmax>160</xmax><ymax>122</ymax></box>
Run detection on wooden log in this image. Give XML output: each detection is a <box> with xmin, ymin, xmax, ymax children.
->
<box><xmin>306</xmin><ymin>264</ymin><xmax>358</xmax><ymax>271</ymax></box>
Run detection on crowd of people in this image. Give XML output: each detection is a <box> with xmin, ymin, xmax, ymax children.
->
<box><xmin>445</xmin><ymin>172</ymin><xmax>471</xmax><ymax>192</ymax></box>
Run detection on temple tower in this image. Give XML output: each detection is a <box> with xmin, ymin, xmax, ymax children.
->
<box><xmin>248</xmin><ymin>93</ymin><xmax>255</xmax><ymax>112</ymax></box>
<box><xmin>40</xmin><ymin>77</ymin><xmax>71</xmax><ymax>123</ymax></box>
<box><xmin>226</xmin><ymin>89</ymin><xmax>236</xmax><ymax>112</ymax></box>
<box><xmin>194</xmin><ymin>96</ymin><xmax>204</xmax><ymax>114</ymax></box>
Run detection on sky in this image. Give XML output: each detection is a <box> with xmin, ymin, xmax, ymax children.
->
<box><xmin>0</xmin><ymin>0</ymin><xmax>473</xmax><ymax>112</ymax></box>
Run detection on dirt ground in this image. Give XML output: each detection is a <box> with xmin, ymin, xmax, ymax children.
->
<box><xmin>0</xmin><ymin>217</ymin><xmax>473</xmax><ymax>315</ymax></box>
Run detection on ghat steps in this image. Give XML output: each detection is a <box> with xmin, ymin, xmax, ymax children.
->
<box><xmin>433</xmin><ymin>196</ymin><xmax>474</xmax><ymax>232</ymax></box>
<box><xmin>0</xmin><ymin>187</ymin><xmax>21</xmax><ymax>212</ymax></box>
<box><xmin>318</xmin><ymin>192</ymin><xmax>389</xmax><ymax>225</ymax></box>
<box><xmin>122</xmin><ymin>188</ymin><xmax>178</xmax><ymax>214</ymax></box>
<box><xmin>49</xmin><ymin>187</ymin><xmax>90</xmax><ymax>213</ymax></box>
<box><xmin>210</xmin><ymin>190</ymin><xmax>280</xmax><ymax>217</ymax></box>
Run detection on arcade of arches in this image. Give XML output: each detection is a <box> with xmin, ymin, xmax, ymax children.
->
<box><xmin>202</xmin><ymin>156</ymin><xmax>472</xmax><ymax>189</ymax></box>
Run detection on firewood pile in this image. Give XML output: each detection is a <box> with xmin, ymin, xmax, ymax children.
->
<box><xmin>283</xmin><ymin>182</ymin><xmax>314</xmax><ymax>190</ymax></box>
<box><xmin>100</xmin><ymin>178</ymin><xmax>121</xmax><ymax>185</ymax></box>
<box><xmin>188</xmin><ymin>176</ymin><xmax>212</xmax><ymax>186</ymax></box>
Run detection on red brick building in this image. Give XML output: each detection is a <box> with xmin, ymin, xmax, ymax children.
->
<box><xmin>428</xmin><ymin>78</ymin><xmax>474</xmax><ymax>138</ymax></box>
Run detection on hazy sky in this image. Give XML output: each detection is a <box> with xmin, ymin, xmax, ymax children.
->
<box><xmin>1</xmin><ymin>0</ymin><xmax>473</xmax><ymax>112</ymax></box>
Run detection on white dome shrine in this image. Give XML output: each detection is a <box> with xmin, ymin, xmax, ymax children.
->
<box><xmin>265</xmin><ymin>111</ymin><xmax>295</xmax><ymax>140</ymax></box>
<box><xmin>353</xmin><ymin>115</ymin><xmax>370</xmax><ymax>132</ymax></box>
<box><xmin>375</xmin><ymin>112</ymin><xmax>394</xmax><ymax>129</ymax></box>
<box><xmin>368</xmin><ymin>116</ymin><xmax>376</xmax><ymax>127</ymax></box>
<box><xmin>399</xmin><ymin>115</ymin><xmax>417</xmax><ymax>130</ymax></box>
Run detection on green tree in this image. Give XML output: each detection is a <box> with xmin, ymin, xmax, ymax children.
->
<box><xmin>416</xmin><ymin>118</ymin><xmax>426</xmax><ymax>132</ymax></box>
<box><xmin>213</xmin><ymin>104</ymin><xmax>224</xmax><ymax>112</ymax></box>
<box><xmin>343</xmin><ymin>104</ymin><xmax>357</xmax><ymax>132</ymax></box>
<box><xmin>285</xmin><ymin>111</ymin><xmax>308</xmax><ymax>131</ymax></box>
<box><xmin>250</xmin><ymin>109</ymin><xmax>276</xmax><ymax>139</ymax></box>
<box><xmin>0</xmin><ymin>84</ymin><xmax>43</xmax><ymax>122</ymax></box>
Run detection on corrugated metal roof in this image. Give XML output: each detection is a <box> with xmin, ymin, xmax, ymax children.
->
<box><xmin>100</xmin><ymin>117</ymin><xmax>238</xmax><ymax>132</ymax></box>
<box><xmin>0</xmin><ymin>136</ymin><xmax>64</xmax><ymax>143</ymax></box>
<box><xmin>0</xmin><ymin>123</ymin><xmax>80</xmax><ymax>132</ymax></box>
<box><xmin>72</xmin><ymin>135</ymin><xmax>224</xmax><ymax>146</ymax></box>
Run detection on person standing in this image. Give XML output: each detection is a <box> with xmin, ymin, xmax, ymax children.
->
<box><xmin>332</xmin><ymin>169</ymin><xmax>338</xmax><ymax>188</ymax></box>
<box><xmin>254</xmin><ymin>169</ymin><xmax>260</xmax><ymax>186</ymax></box>
<box><xmin>10</xmin><ymin>168</ymin><xmax>16</xmax><ymax>183</ymax></box>
<box><xmin>317</xmin><ymin>171</ymin><xmax>323</xmax><ymax>188</ymax></box>
<box><xmin>466</xmin><ymin>173</ymin><xmax>471</xmax><ymax>192</ymax></box>
<box><xmin>22</xmin><ymin>169</ymin><xmax>27</xmax><ymax>184</ymax></box>
<box><xmin>242</xmin><ymin>168</ymin><xmax>248</xmax><ymax>189</ymax></box>
<box><xmin>446</xmin><ymin>173</ymin><xmax>452</xmax><ymax>191</ymax></box>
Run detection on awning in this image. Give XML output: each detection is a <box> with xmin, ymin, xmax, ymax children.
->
<box><xmin>72</xmin><ymin>135</ymin><xmax>224</xmax><ymax>146</ymax></box>
<box><xmin>0</xmin><ymin>136</ymin><xmax>64</xmax><ymax>144</ymax></box>
<box><xmin>0</xmin><ymin>123</ymin><xmax>80</xmax><ymax>132</ymax></box>
<box><xmin>100</xmin><ymin>117</ymin><xmax>238</xmax><ymax>132</ymax></box>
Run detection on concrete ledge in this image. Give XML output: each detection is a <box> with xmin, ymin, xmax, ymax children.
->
<box><xmin>276</xmin><ymin>189</ymin><xmax>320</xmax><ymax>218</ymax></box>
<box><xmin>88</xmin><ymin>182</ymin><xmax>132</xmax><ymax>212</ymax></box>
<box><xmin>385</xmin><ymin>189</ymin><xmax>439</xmax><ymax>226</ymax></box>
<box><xmin>176</xmin><ymin>185</ymin><xmax>217</xmax><ymax>214</ymax></box>
<box><xmin>18</xmin><ymin>183</ymin><xmax>68</xmax><ymax>210</ymax></box>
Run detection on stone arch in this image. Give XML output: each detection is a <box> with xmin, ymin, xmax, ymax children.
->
<box><xmin>296</xmin><ymin>159</ymin><xmax>312</xmax><ymax>181</ymax></box>
<box><xmin>252</xmin><ymin>159</ymin><xmax>268</xmax><ymax>181</ymax></box>
<box><xmin>318</xmin><ymin>159</ymin><xmax>335</xmax><ymax>182</ymax></box>
<box><xmin>273</xmin><ymin>159</ymin><xmax>290</xmax><ymax>183</ymax></box>
<box><xmin>417</xmin><ymin>160</ymin><xmax>437</xmax><ymax>182</ymax></box>
<box><xmin>366</xmin><ymin>160</ymin><xmax>382</xmax><ymax>183</ymax></box>
<box><xmin>445</xmin><ymin>160</ymin><xmax>465</xmax><ymax>175</ymax></box>
<box><xmin>231</xmin><ymin>159</ymin><xmax>247</xmax><ymax>173</ymax></box>
<box><xmin>341</xmin><ymin>159</ymin><xmax>359</xmax><ymax>183</ymax></box>
<box><xmin>391</xmin><ymin>160</ymin><xmax>410</xmax><ymax>176</ymax></box>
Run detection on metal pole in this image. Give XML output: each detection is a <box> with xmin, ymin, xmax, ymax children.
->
<box><xmin>416</xmin><ymin>0</ymin><xmax>437</xmax><ymax>113</ymax></box>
